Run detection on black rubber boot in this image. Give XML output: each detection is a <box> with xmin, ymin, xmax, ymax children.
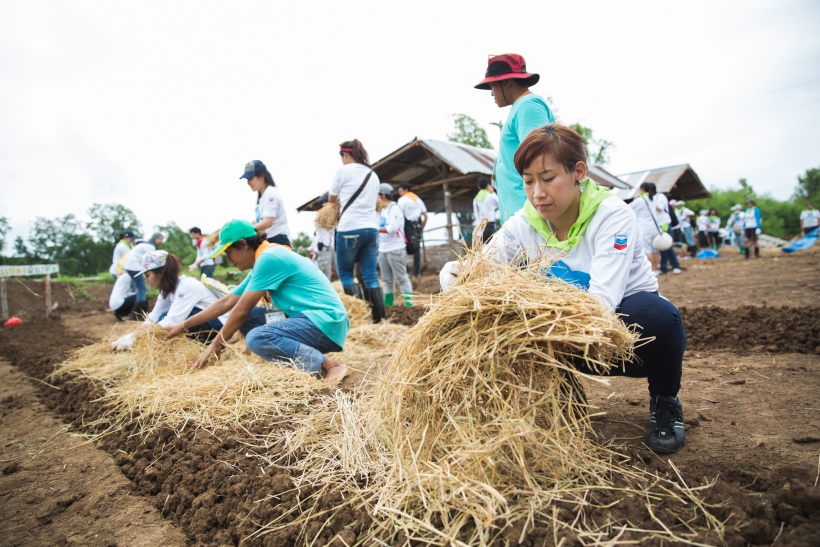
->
<box><xmin>744</xmin><ymin>247</ymin><xmax>750</xmax><ymax>260</ymax></box>
<box><xmin>364</xmin><ymin>287</ymin><xmax>385</xmax><ymax>323</ymax></box>
<box><xmin>754</xmin><ymin>246</ymin><xmax>760</xmax><ymax>258</ymax></box>
<box><xmin>646</xmin><ymin>395</ymin><xmax>686</xmax><ymax>453</ymax></box>
<box><xmin>343</xmin><ymin>284</ymin><xmax>362</xmax><ymax>299</ymax></box>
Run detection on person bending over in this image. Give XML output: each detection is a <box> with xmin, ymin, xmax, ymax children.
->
<box><xmin>440</xmin><ymin>124</ymin><xmax>687</xmax><ymax>453</ymax></box>
<box><xmin>165</xmin><ymin>220</ymin><xmax>349</xmax><ymax>386</ymax></box>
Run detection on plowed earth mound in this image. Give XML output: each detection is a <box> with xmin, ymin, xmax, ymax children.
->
<box><xmin>2</xmin><ymin>309</ymin><xmax>820</xmax><ymax>545</ymax></box>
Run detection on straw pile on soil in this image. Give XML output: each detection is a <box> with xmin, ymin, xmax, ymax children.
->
<box><xmin>253</xmin><ymin>250</ymin><xmax>724</xmax><ymax>546</ymax></box>
<box><xmin>55</xmin><ymin>295</ymin><xmax>408</xmax><ymax>436</ymax></box>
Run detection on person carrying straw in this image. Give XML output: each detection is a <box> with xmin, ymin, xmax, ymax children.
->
<box><xmin>440</xmin><ymin>124</ymin><xmax>687</xmax><ymax>453</ymax></box>
<box><xmin>165</xmin><ymin>220</ymin><xmax>349</xmax><ymax>386</ymax></box>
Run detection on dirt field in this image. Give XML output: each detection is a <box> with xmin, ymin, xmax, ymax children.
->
<box><xmin>1</xmin><ymin>247</ymin><xmax>819</xmax><ymax>546</ymax></box>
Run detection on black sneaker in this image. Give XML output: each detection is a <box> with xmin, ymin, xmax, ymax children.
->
<box><xmin>646</xmin><ymin>395</ymin><xmax>685</xmax><ymax>453</ymax></box>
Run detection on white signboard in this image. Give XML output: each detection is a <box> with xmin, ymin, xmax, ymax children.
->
<box><xmin>0</xmin><ymin>264</ymin><xmax>60</xmax><ymax>278</ymax></box>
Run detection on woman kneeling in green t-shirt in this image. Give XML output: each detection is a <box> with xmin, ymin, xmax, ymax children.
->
<box><xmin>164</xmin><ymin>220</ymin><xmax>350</xmax><ymax>386</ymax></box>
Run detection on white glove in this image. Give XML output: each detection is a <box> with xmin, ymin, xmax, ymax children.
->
<box><xmin>111</xmin><ymin>333</ymin><xmax>136</xmax><ymax>351</ymax></box>
<box><xmin>439</xmin><ymin>261</ymin><xmax>462</xmax><ymax>291</ymax></box>
<box><xmin>755</xmin><ymin>228</ymin><xmax>761</xmax><ymax>235</ymax></box>
<box><xmin>188</xmin><ymin>264</ymin><xmax>197</xmax><ymax>272</ymax></box>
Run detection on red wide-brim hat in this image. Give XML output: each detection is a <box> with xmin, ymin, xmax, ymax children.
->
<box><xmin>475</xmin><ymin>53</ymin><xmax>540</xmax><ymax>90</ymax></box>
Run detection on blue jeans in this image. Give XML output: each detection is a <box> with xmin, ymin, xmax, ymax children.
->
<box><xmin>126</xmin><ymin>269</ymin><xmax>147</xmax><ymax>302</ymax></box>
<box><xmin>682</xmin><ymin>226</ymin><xmax>695</xmax><ymax>247</ymax></box>
<box><xmin>244</xmin><ymin>313</ymin><xmax>342</xmax><ymax>375</ymax></box>
<box><xmin>335</xmin><ymin>228</ymin><xmax>380</xmax><ymax>289</ymax></box>
<box><xmin>200</xmin><ymin>265</ymin><xmax>215</xmax><ymax>279</ymax></box>
<box><xmin>572</xmin><ymin>292</ymin><xmax>686</xmax><ymax>399</ymax></box>
<box><xmin>267</xmin><ymin>234</ymin><xmax>292</xmax><ymax>247</ymax></box>
<box><xmin>660</xmin><ymin>227</ymin><xmax>681</xmax><ymax>273</ymax></box>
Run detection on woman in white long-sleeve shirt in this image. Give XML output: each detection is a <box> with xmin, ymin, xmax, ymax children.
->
<box><xmin>109</xmin><ymin>230</ymin><xmax>135</xmax><ymax>280</ymax></box>
<box><xmin>377</xmin><ymin>183</ymin><xmax>413</xmax><ymax>307</ymax></box>
<box><xmin>439</xmin><ymin>124</ymin><xmax>687</xmax><ymax>454</ymax></box>
<box><xmin>629</xmin><ymin>183</ymin><xmax>668</xmax><ymax>275</ymax></box>
<box><xmin>111</xmin><ymin>250</ymin><xmax>267</xmax><ymax>350</ymax></box>
<box><xmin>122</xmin><ymin>232</ymin><xmax>164</xmax><ymax>318</ymax></box>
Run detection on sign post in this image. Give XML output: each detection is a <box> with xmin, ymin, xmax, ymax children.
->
<box><xmin>0</xmin><ymin>264</ymin><xmax>60</xmax><ymax>320</ymax></box>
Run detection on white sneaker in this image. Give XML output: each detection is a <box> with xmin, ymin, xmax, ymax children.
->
<box><xmin>672</xmin><ymin>268</ymin><xmax>681</xmax><ymax>274</ymax></box>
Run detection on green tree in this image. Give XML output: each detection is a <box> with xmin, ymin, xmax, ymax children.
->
<box><xmin>292</xmin><ymin>231</ymin><xmax>312</xmax><ymax>258</ymax></box>
<box><xmin>88</xmin><ymin>203</ymin><xmax>142</xmax><ymax>245</ymax></box>
<box><xmin>155</xmin><ymin>222</ymin><xmax>197</xmax><ymax>265</ymax></box>
<box><xmin>793</xmin><ymin>167</ymin><xmax>820</xmax><ymax>202</ymax></box>
<box><xmin>448</xmin><ymin>114</ymin><xmax>494</xmax><ymax>149</ymax></box>
<box><xmin>0</xmin><ymin>216</ymin><xmax>9</xmax><ymax>253</ymax></box>
<box><xmin>25</xmin><ymin>214</ymin><xmax>107</xmax><ymax>275</ymax></box>
<box><xmin>13</xmin><ymin>236</ymin><xmax>28</xmax><ymax>257</ymax></box>
<box><xmin>569</xmin><ymin>122</ymin><xmax>613</xmax><ymax>165</ymax></box>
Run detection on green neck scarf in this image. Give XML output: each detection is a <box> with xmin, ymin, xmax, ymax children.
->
<box><xmin>475</xmin><ymin>189</ymin><xmax>490</xmax><ymax>203</ymax></box>
<box><xmin>523</xmin><ymin>178</ymin><xmax>611</xmax><ymax>252</ymax></box>
<box><xmin>119</xmin><ymin>239</ymin><xmax>132</xmax><ymax>248</ymax></box>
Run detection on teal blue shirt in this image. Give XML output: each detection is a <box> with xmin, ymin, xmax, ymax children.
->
<box><xmin>495</xmin><ymin>93</ymin><xmax>554</xmax><ymax>225</ymax></box>
<box><xmin>232</xmin><ymin>246</ymin><xmax>349</xmax><ymax>348</ymax></box>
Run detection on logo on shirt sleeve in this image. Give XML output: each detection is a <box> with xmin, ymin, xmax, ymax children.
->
<box><xmin>613</xmin><ymin>234</ymin><xmax>628</xmax><ymax>251</ymax></box>
<box><xmin>177</xmin><ymin>293</ymin><xmax>184</xmax><ymax>298</ymax></box>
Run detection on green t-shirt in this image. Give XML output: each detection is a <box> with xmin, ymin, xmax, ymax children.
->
<box><xmin>232</xmin><ymin>246</ymin><xmax>349</xmax><ymax>348</ymax></box>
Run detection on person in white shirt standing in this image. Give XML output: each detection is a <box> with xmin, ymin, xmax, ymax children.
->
<box><xmin>397</xmin><ymin>183</ymin><xmax>428</xmax><ymax>278</ymax></box>
<box><xmin>726</xmin><ymin>205</ymin><xmax>745</xmax><ymax>252</ymax></box>
<box><xmin>696</xmin><ymin>210</ymin><xmax>710</xmax><ymax>249</ymax></box>
<box><xmin>109</xmin><ymin>230</ymin><xmax>135</xmax><ymax>280</ymax></box>
<box><xmin>629</xmin><ymin>182</ymin><xmax>670</xmax><ymax>275</ymax></box>
<box><xmin>673</xmin><ymin>201</ymin><xmax>696</xmax><ymax>257</ymax></box>
<box><xmin>240</xmin><ymin>160</ymin><xmax>292</xmax><ymax>247</ymax></box>
<box><xmin>329</xmin><ymin>139</ymin><xmax>384</xmax><ymax>322</ymax></box>
<box><xmin>377</xmin><ymin>183</ymin><xmax>413</xmax><ymax>308</ymax></box>
<box><xmin>800</xmin><ymin>203</ymin><xmax>820</xmax><ymax>235</ymax></box>
<box><xmin>472</xmin><ymin>177</ymin><xmax>499</xmax><ymax>244</ymax></box>
<box><xmin>188</xmin><ymin>227</ymin><xmax>215</xmax><ymax>278</ymax></box>
<box><xmin>310</xmin><ymin>197</ymin><xmax>336</xmax><ymax>281</ymax></box>
<box><xmin>122</xmin><ymin>232</ymin><xmax>164</xmax><ymax>319</ymax></box>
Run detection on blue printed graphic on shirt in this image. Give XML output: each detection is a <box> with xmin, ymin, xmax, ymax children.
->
<box><xmin>541</xmin><ymin>260</ymin><xmax>591</xmax><ymax>290</ymax></box>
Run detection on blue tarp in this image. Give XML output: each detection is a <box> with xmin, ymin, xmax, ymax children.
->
<box><xmin>696</xmin><ymin>249</ymin><xmax>721</xmax><ymax>259</ymax></box>
<box><xmin>782</xmin><ymin>227</ymin><xmax>819</xmax><ymax>253</ymax></box>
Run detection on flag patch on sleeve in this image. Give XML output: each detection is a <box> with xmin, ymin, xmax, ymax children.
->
<box><xmin>613</xmin><ymin>235</ymin><xmax>628</xmax><ymax>250</ymax></box>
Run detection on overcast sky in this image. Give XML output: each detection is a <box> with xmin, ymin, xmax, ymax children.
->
<box><xmin>1</xmin><ymin>0</ymin><xmax>819</xmax><ymax>250</ymax></box>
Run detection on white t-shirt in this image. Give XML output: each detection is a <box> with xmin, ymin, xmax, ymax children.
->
<box><xmin>309</xmin><ymin>228</ymin><xmax>334</xmax><ymax>252</ymax></box>
<box><xmin>193</xmin><ymin>238</ymin><xmax>215</xmax><ymax>267</ymax></box>
<box><xmin>473</xmin><ymin>193</ymin><xmax>499</xmax><ymax>224</ymax></box>
<box><xmin>256</xmin><ymin>186</ymin><xmax>291</xmax><ymax>239</ymax></box>
<box><xmin>397</xmin><ymin>194</ymin><xmax>427</xmax><ymax>222</ymax></box>
<box><xmin>652</xmin><ymin>194</ymin><xmax>672</xmax><ymax>226</ymax></box>
<box><xmin>800</xmin><ymin>209</ymin><xmax>820</xmax><ymax>228</ymax></box>
<box><xmin>108</xmin><ymin>273</ymin><xmax>136</xmax><ymax>310</ymax></box>
<box><xmin>123</xmin><ymin>242</ymin><xmax>156</xmax><ymax>272</ymax></box>
<box><xmin>629</xmin><ymin>196</ymin><xmax>662</xmax><ymax>232</ymax></box>
<box><xmin>146</xmin><ymin>276</ymin><xmax>229</xmax><ymax>328</ymax></box>
<box><xmin>696</xmin><ymin>215</ymin><xmax>709</xmax><ymax>232</ymax></box>
<box><xmin>675</xmin><ymin>207</ymin><xmax>694</xmax><ymax>230</ymax></box>
<box><xmin>330</xmin><ymin>163</ymin><xmax>379</xmax><ymax>232</ymax></box>
<box><xmin>109</xmin><ymin>241</ymin><xmax>131</xmax><ymax>276</ymax></box>
<box><xmin>379</xmin><ymin>202</ymin><xmax>406</xmax><ymax>253</ymax></box>
<box><xmin>707</xmin><ymin>216</ymin><xmax>721</xmax><ymax>231</ymax></box>
<box><xmin>486</xmin><ymin>195</ymin><xmax>658</xmax><ymax>312</ymax></box>
<box><xmin>727</xmin><ymin>211</ymin><xmax>745</xmax><ymax>231</ymax></box>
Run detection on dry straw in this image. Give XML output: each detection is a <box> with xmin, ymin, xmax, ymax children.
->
<box><xmin>314</xmin><ymin>200</ymin><xmax>384</xmax><ymax>230</ymax></box>
<box><xmin>55</xmin><ymin>296</ymin><xmax>407</xmax><ymax>437</ymax></box>
<box><xmin>251</xmin><ymin>249</ymin><xmax>727</xmax><ymax>546</ymax></box>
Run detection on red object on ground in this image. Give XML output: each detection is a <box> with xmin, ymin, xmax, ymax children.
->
<box><xmin>4</xmin><ymin>317</ymin><xmax>22</xmax><ymax>327</ymax></box>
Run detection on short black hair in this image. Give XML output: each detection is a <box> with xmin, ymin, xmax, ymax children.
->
<box><xmin>477</xmin><ymin>176</ymin><xmax>490</xmax><ymax>189</ymax></box>
<box><xmin>189</xmin><ymin>227</ymin><xmax>202</xmax><ymax>235</ymax></box>
<box><xmin>399</xmin><ymin>183</ymin><xmax>412</xmax><ymax>191</ymax></box>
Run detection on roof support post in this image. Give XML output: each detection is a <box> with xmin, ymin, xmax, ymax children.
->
<box><xmin>442</xmin><ymin>181</ymin><xmax>455</xmax><ymax>249</ymax></box>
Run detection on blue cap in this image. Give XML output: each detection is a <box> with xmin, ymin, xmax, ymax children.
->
<box><xmin>122</xmin><ymin>230</ymin><xmax>135</xmax><ymax>238</ymax></box>
<box><xmin>240</xmin><ymin>160</ymin><xmax>267</xmax><ymax>180</ymax></box>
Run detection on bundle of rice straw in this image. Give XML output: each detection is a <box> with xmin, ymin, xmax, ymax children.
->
<box><xmin>253</xmin><ymin>249</ymin><xmax>723</xmax><ymax>546</ymax></box>
<box><xmin>315</xmin><ymin>201</ymin><xmax>341</xmax><ymax>230</ymax></box>
<box><xmin>55</xmin><ymin>294</ymin><xmax>408</xmax><ymax>436</ymax></box>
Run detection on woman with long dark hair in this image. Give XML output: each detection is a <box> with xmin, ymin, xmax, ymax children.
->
<box><xmin>328</xmin><ymin>139</ymin><xmax>384</xmax><ymax>323</ymax></box>
<box><xmin>440</xmin><ymin>124</ymin><xmax>687</xmax><ymax>454</ymax></box>
<box><xmin>240</xmin><ymin>160</ymin><xmax>292</xmax><ymax>247</ymax></box>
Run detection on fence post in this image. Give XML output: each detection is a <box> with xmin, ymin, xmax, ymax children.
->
<box><xmin>0</xmin><ymin>278</ymin><xmax>8</xmax><ymax>321</ymax></box>
<box><xmin>45</xmin><ymin>274</ymin><xmax>52</xmax><ymax>319</ymax></box>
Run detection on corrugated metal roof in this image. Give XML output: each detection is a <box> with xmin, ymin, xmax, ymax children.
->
<box><xmin>419</xmin><ymin>139</ymin><xmax>495</xmax><ymax>175</ymax></box>
<box><xmin>617</xmin><ymin>164</ymin><xmax>691</xmax><ymax>199</ymax></box>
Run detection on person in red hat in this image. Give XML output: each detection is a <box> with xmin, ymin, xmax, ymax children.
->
<box><xmin>476</xmin><ymin>54</ymin><xmax>554</xmax><ymax>225</ymax></box>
